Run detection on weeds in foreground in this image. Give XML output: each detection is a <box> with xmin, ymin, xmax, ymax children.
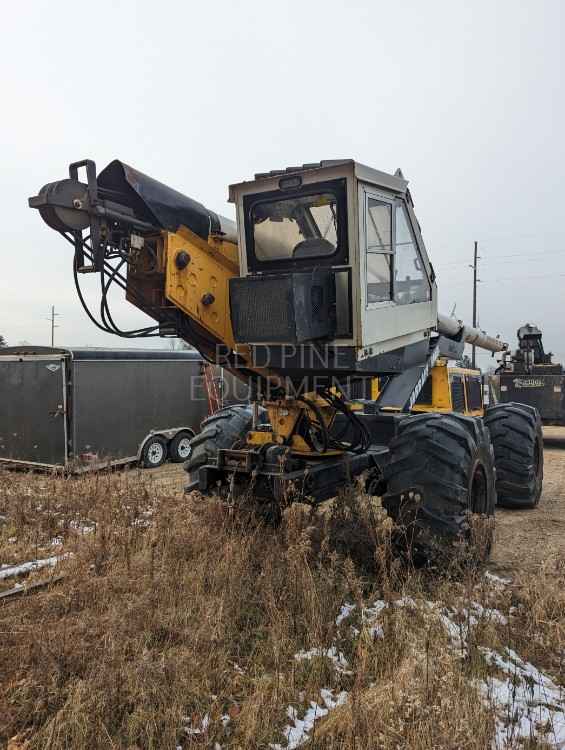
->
<box><xmin>0</xmin><ymin>470</ymin><xmax>563</xmax><ymax>749</ymax></box>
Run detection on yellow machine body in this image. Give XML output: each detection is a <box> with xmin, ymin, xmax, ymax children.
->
<box><xmin>164</xmin><ymin>227</ymin><xmax>239</xmax><ymax>351</ymax></box>
<box><xmin>370</xmin><ymin>359</ymin><xmax>484</xmax><ymax>416</ymax></box>
<box><xmin>411</xmin><ymin>360</ymin><xmax>484</xmax><ymax>417</ymax></box>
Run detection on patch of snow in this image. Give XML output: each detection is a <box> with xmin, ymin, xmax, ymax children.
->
<box><xmin>434</xmin><ymin>602</ymin><xmax>509</xmax><ymax>654</ymax></box>
<box><xmin>368</xmin><ymin>624</ymin><xmax>385</xmax><ymax>640</ymax></box>
<box><xmin>394</xmin><ymin>595</ymin><xmax>418</xmax><ymax>609</ymax></box>
<box><xmin>294</xmin><ymin>647</ymin><xmax>350</xmax><ymax>674</ymax></box>
<box><xmin>485</xmin><ymin>571</ymin><xmax>511</xmax><ymax>586</ymax></box>
<box><xmin>68</xmin><ymin>520</ymin><xmax>96</xmax><ymax>534</ymax></box>
<box><xmin>479</xmin><ymin>646</ymin><xmax>565</xmax><ymax>748</ymax></box>
<box><xmin>320</xmin><ymin>688</ymin><xmax>348</xmax><ymax>710</ymax></box>
<box><xmin>470</xmin><ymin>602</ymin><xmax>508</xmax><ymax>626</ymax></box>
<box><xmin>183</xmin><ymin>713</ymin><xmax>210</xmax><ymax>736</ymax></box>
<box><xmin>327</xmin><ymin>593</ymin><xmax>563</xmax><ymax>749</ymax></box>
<box><xmin>431</xmin><ymin>604</ymin><xmax>565</xmax><ymax>748</ymax></box>
<box><xmin>359</xmin><ymin>595</ymin><xmax>565</xmax><ymax>748</ymax></box>
<box><xmin>131</xmin><ymin>517</ymin><xmax>151</xmax><ymax>528</ymax></box>
<box><xmin>336</xmin><ymin>602</ymin><xmax>355</xmax><ymax>626</ymax></box>
<box><xmin>438</xmin><ymin>608</ymin><xmax>467</xmax><ymax>651</ymax></box>
<box><xmin>271</xmin><ymin>689</ymin><xmax>348</xmax><ymax>749</ymax></box>
<box><xmin>362</xmin><ymin>600</ymin><xmax>387</xmax><ymax>621</ymax></box>
<box><xmin>0</xmin><ymin>554</ymin><xmax>67</xmax><ymax>581</ymax></box>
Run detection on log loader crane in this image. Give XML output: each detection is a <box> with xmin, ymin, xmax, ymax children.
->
<box><xmin>493</xmin><ymin>324</ymin><xmax>565</xmax><ymax>427</ymax></box>
<box><xmin>29</xmin><ymin>159</ymin><xmax>544</xmax><ymax>562</ymax></box>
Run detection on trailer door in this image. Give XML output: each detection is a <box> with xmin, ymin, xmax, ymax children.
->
<box><xmin>0</xmin><ymin>356</ymin><xmax>67</xmax><ymax>466</ymax></box>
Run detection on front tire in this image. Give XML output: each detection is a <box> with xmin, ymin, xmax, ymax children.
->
<box><xmin>382</xmin><ymin>412</ymin><xmax>496</xmax><ymax>566</ymax></box>
<box><xmin>484</xmin><ymin>402</ymin><xmax>543</xmax><ymax>508</ymax></box>
<box><xmin>183</xmin><ymin>405</ymin><xmax>260</xmax><ymax>493</ymax></box>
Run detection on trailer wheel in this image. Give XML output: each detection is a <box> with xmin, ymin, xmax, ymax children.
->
<box><xmin>141</xmin><ymin>435</ymin><xmax>168</xmax><ymax>469</ymax></box>
<box><xmin>382</xmin><ymin>412</ymin><xmax>496</xmax><ymax>566</ymax></box>
<box><xmin>169</xmin><ymin>431</ymin><xmax>194</xmax><ymax>463</ymax></box>
<box><xmin>184</xmin><ymin>405</ymin><xmax>266</xmax><ymax>493</ymax></box>
<box><xmin>484</xmin><ymin>402</ymin><xmax>543</xmax><ymax>508</ymax></box>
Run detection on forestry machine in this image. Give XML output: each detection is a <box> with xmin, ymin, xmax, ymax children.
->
<box><xmin>29</xmin><ymin>159</ymin><xmax>544</xmax><ymax>561</ymax></box>
<box><xmin>494</xmin><ymin>324</ymin><xmax>565</xmax><ymax>426</ymax></box>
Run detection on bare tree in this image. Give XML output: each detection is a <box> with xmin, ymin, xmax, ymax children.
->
<box><xmin>0</xmin><ymin>335</ymin><xmax>7</xmax><ymax>348</ymax></box>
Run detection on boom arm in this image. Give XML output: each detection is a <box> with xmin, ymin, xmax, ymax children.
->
<box><xmin>437</xmin><ymin>313</ymin><xmax>507</xmax><ymax>354</ymax></box>
<box><xmin>29</xmin><ymin>159</ymin><xmax>253</xmax><ymax>370</ymax></box>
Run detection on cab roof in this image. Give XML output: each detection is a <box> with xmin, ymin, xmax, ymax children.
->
<box><xmin>229</xmin><ymin>160</ymin><xmax>409</xmax><ymax>201</ymax></box>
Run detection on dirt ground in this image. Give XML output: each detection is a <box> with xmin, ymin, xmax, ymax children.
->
<box><xmin>144</xmin><ymin>460</ymin><xmax>187</xmax><ymax>491</ymax></box>
<box><xmin>489</xmin><ymin>427</ymin><xmax>565</xmax><ymax>575</ymax></box>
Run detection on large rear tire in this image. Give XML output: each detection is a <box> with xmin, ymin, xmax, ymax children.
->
<box><xmin>183</xmin><ymin>405</ymin><xmax>260</xmax><ymax>493</ymax></box>
<box><xmin>484</xmin><ymin>402</ymin><xmax>543</xmax><ymax>509</ymax></box>
<box><xmin>382</xmin><ymin>412</ymin><xmax>496</xmax><ymax>566</ymax></box>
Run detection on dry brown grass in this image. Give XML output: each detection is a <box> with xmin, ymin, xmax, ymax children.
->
<box><xmin>0</xmin><ymin>469</ymin><xmax>564</xmax><ymax>749</ymax></box>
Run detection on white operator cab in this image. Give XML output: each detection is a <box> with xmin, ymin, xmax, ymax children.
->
<box><xmin>228</xmin><ymin>160</ymin><xmax>437</xmax><ymax>372</ymax></box>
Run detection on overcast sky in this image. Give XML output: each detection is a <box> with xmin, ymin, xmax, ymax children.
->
<box><xmin>1</xmin><ymin>0</ymin><xmax>563</xmax><ymax>369</ymax></box>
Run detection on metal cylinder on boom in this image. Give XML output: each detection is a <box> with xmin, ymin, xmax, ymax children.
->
<box><xmin>437</xmin><ymin>313</ymin><xmax>507</xmax><ymax>354</ymax></box>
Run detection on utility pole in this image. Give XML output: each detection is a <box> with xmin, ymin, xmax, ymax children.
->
<box><xmin>46</xmin><ymin>306</ymin><xmax>60</xmax><ymax>347</ymax></box>
<box><xmin>470</xmin><ymin>241</ymin><xmax>479</xmax><ymax>369</ymax></box>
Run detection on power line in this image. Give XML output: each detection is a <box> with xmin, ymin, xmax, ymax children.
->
<box><xmin>482</xmin><ymin>249</ymin><xmax>565</xmax><ymax>261</ymax></box>
<box><xmin>482</xmin><ymin>272</ymin><xmax>565</xmax><ymax>283</ymax></box>
<box><xmin>430</xmin><ymin>231</ymin><xmax>565</xmax><ymax>255</ymax></box>
<box><xmin>437</xmin><ymin>249</ymin><xmax>565</xmax><ymax>269</ymax></box>
<box><xmin>439</xmin><ymin>271</ymin><xmax>565</xmax><ymax>288</ymax></box>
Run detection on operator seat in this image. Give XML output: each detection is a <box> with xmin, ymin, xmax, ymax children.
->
<box><xmin>292</xmin><ymin>237</ymin><xmax>334</xmax><ymax>258</ymax></box>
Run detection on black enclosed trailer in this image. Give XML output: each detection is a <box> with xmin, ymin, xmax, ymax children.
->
<box><xmin>0</xmin><ymin>346</ymin><xmax>212</xmax><ymax>470</ymax></box>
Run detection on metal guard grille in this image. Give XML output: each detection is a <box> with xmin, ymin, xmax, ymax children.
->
<box><xmin>230</xmin><ymin>276</ymin><xmax>295</xmax><ymax>343</ymax></box>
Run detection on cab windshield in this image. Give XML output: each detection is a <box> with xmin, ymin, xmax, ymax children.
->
<box><xmin>251</xmin><ymin>192</ymin><xmax>338</xmax><ymax>262</ymax></box>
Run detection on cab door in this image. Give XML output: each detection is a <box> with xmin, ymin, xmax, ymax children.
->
<box><xmin>358</xmin><ymin>183</ymin><xmax>437</xmax><ymax>356</ymax></box>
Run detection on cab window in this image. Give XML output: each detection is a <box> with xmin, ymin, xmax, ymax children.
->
<box><xmin>366</xmin><ymin>198</ymin><xmax>393</xmax><ymax>304</ymax></box>
<box><xmin>252</xmin><ymin>193</ymin><xmax>338</xmax><ymax>262</ymax></box>
<box><xmin>394</xmin><ymin>204</ymin><xmax>430</xmax><ymax>305</ymax></box>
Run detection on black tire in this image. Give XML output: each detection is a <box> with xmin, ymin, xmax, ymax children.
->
<box><xmin>140</xmin><ymin>435</ymin><xmax>168</xmax><ymax>469</ymax></box>
<box><xmin>169</xmin><ymin>431</ymin><xmax>194</xmax><ymax>463</ymax></box>
<box><xmin>183</xmin><ymin>405</ymin><xmax>264</xmax><ymax>493</ymax></box>
<box><xmin>382</xmin><ymin>412</ymin><xmax>496</xmax><ymax>566</ymax></box>
<box><xmin>484</xmin><ymin>402</ymin><xmax>543</xmax><ymax>509</ymax></box>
